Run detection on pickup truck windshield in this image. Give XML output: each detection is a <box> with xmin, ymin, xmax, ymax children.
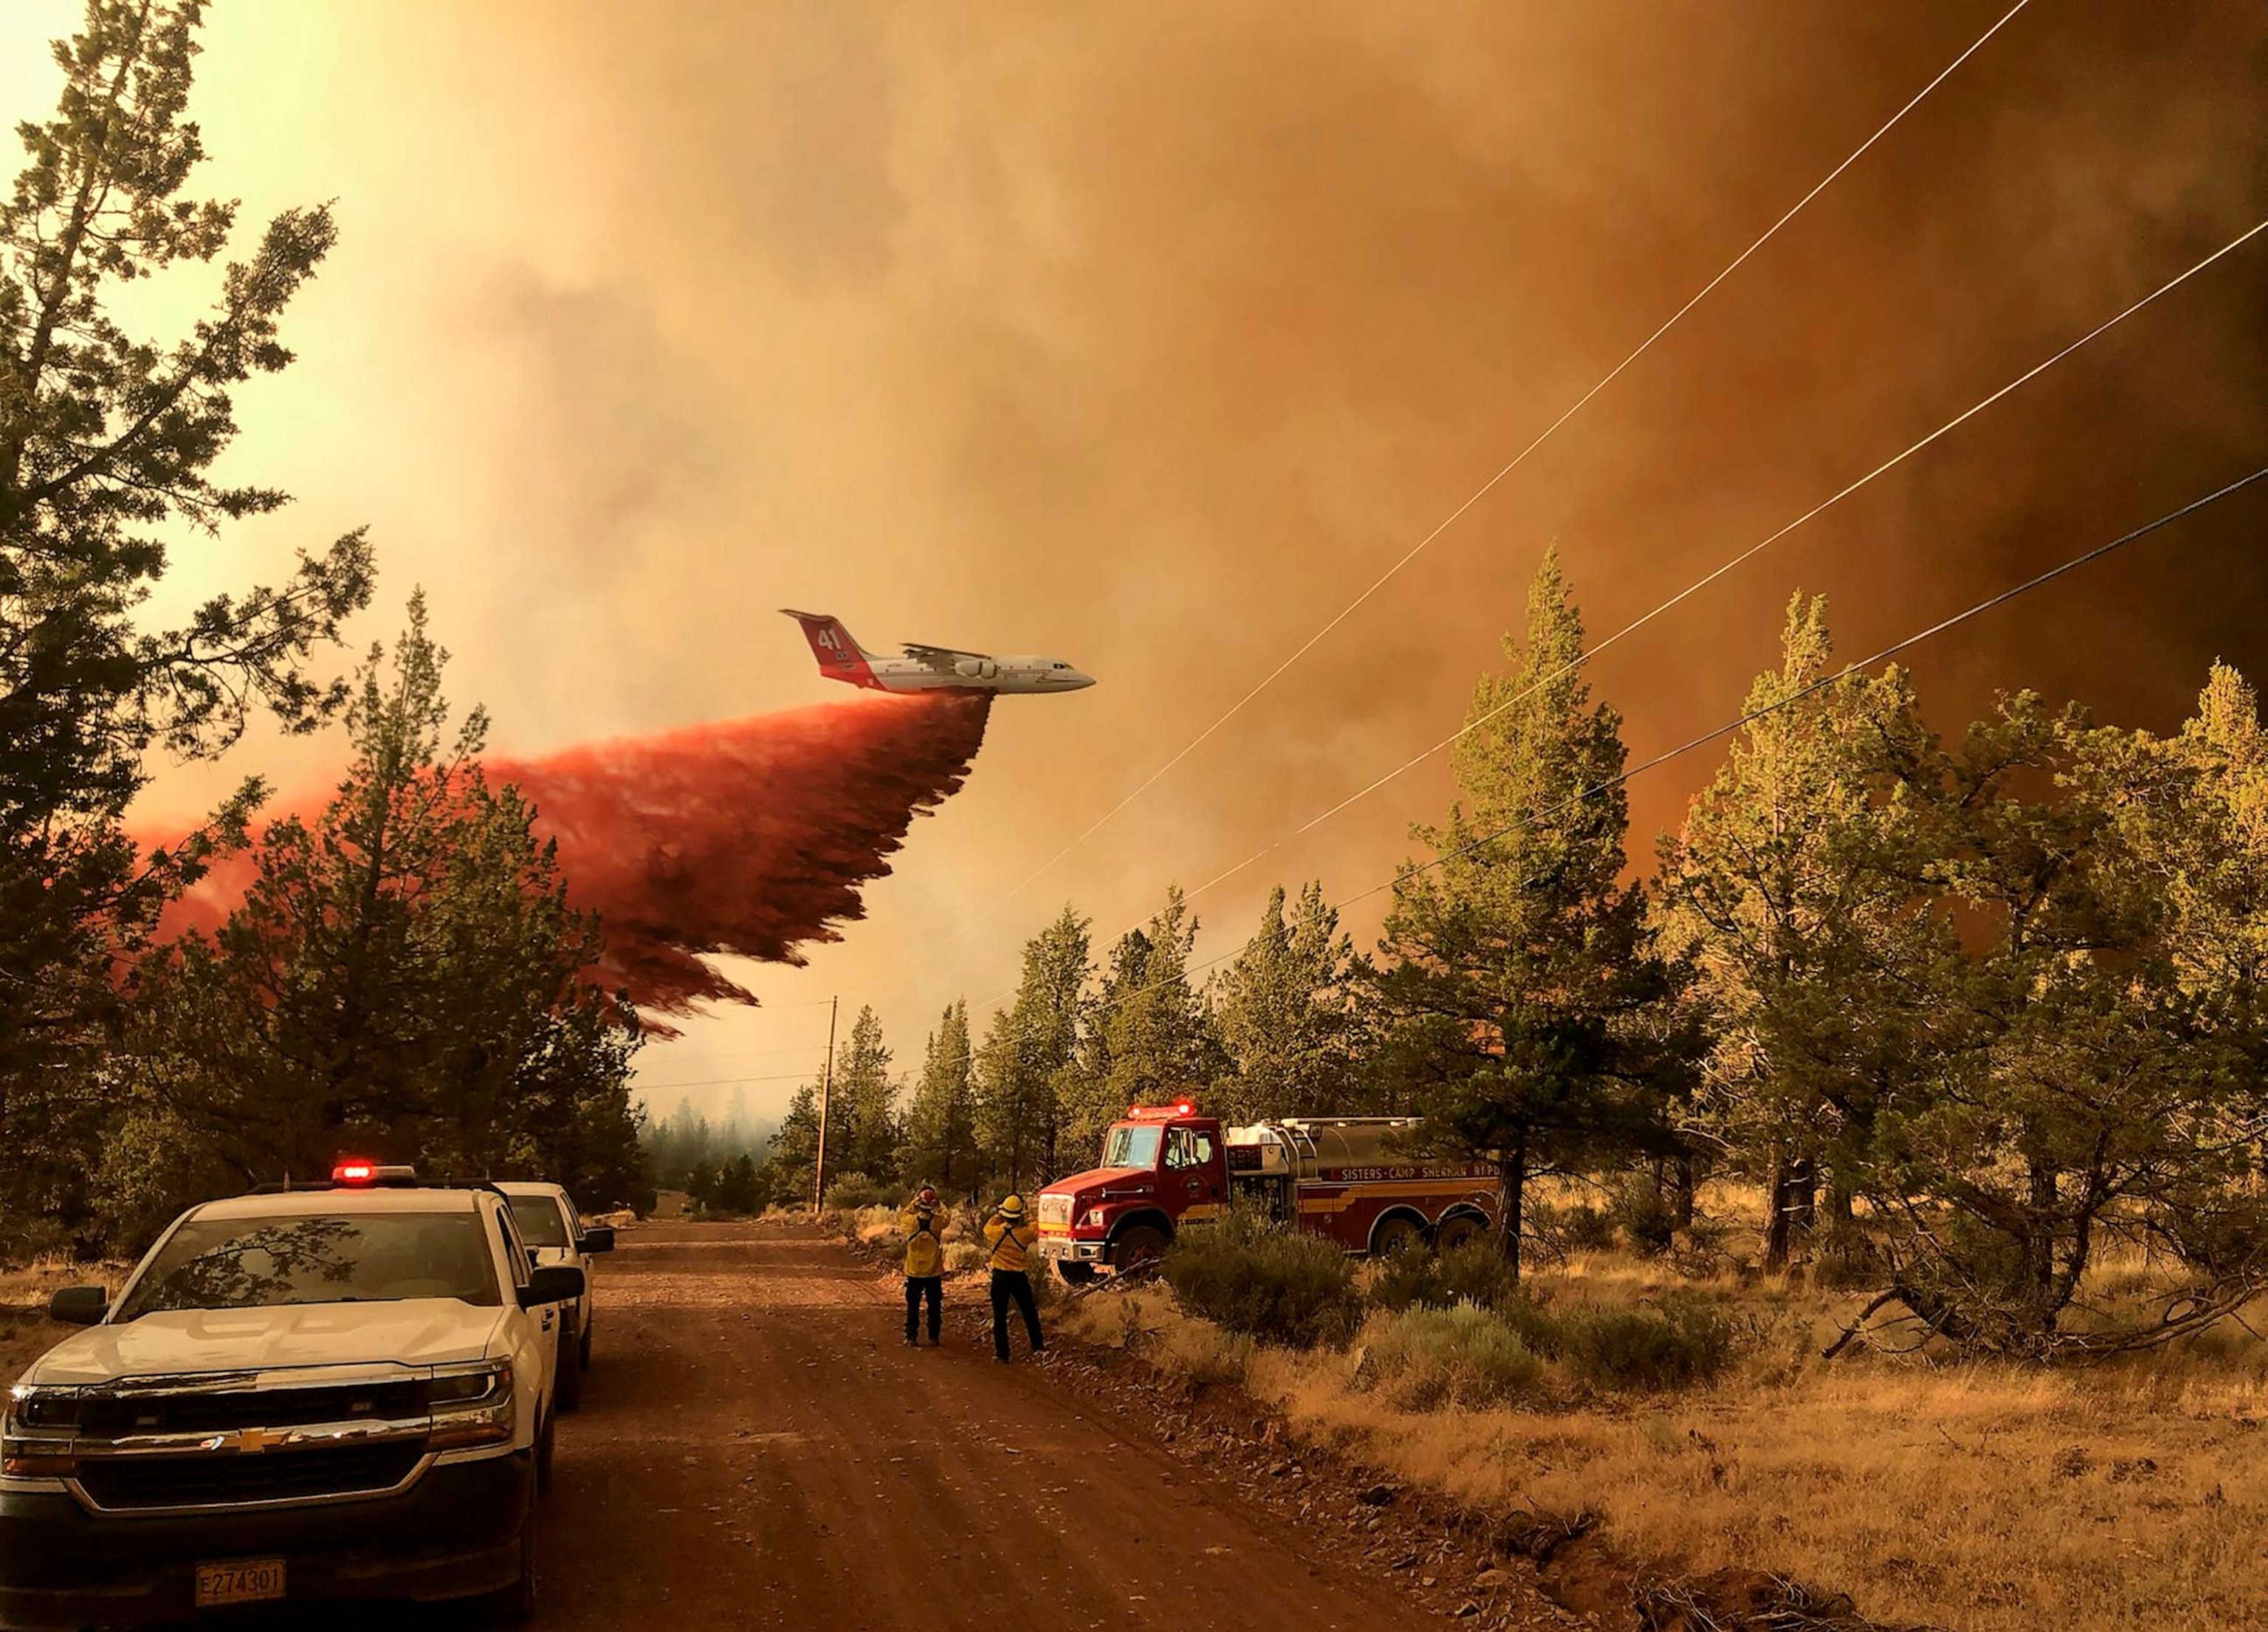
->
<box><xmin>116</xmin><ymin>1213</ymin><xmax>501</xmax><ymax>1319</ymax></box>
<box><xmin>1100</xmin><ymin>1125</ymin><xmax>1163</xmax><ymax>1170</ymax></box>
<box><xmin>507</xmin><ymin>1196</ymin><xmax>571</xmax><ymax>1249</ymax></box>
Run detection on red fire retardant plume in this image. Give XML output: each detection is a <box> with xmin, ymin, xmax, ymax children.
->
<box><xmin>148</xmin><ymin>691</ymin><xmax>993</xmax><ymax>1019</ymax></box>
<box><xmin>493</xmin><ymin>691</ymin><xmax>992</xmax><ymax>1011</ymax></box>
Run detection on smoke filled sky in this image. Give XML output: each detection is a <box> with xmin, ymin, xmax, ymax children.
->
<box><xmin>7</xmin><ymin>2</ymin><xmax>2264</xmax><ymax>1122</ymax></box>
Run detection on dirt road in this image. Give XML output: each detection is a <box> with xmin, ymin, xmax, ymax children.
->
<box><xmin>535</xmin><ymin>1220</ymin><xmax>1422</xmax><ymax>1631</ymax></box>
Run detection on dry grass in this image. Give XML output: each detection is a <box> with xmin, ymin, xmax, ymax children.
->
<box><xmin>1063</xmin><ymin>1203</ymin><xmax>2268</xmax><ymax>1632</ymax></box>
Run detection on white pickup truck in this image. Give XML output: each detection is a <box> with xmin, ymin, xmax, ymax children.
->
<box><xmin>0</xmin><ymin>1165</ymin><xmax>584</xmax><ymax>1628</ymax></box>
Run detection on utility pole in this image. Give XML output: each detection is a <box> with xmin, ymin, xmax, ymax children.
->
<box><xmin>811</xmin><ymin>995</ymin><xmax>839</xmax><ymax>1213</ymax></box>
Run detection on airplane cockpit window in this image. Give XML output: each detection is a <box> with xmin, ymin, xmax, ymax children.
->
<box><xmin>1052</xmin><ymin>662</ymin><xmax>1068</xmax><ymax>669</ymax></box>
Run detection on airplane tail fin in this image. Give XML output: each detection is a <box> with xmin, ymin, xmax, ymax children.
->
<box><xmin>780</xmin><ymin>609</ymin><xmax>880</xmax><ymax>687</ymax></box>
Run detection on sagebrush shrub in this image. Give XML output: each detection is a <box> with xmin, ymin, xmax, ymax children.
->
<box><xmin>823</xmin><ymin>1172</ymin><xmax>898</xmax><ymax>1212</ymax></box>
<box><xmin>1162</xmin><ymin>1208</ymin><xmax>1362</xmax><ymax>1348</ymax></box>
<box><xmin>1532</xmin><ymin>1198</ymin><xmax>1618</xmax><ymax>1256</ymax></box>
<box><xmin>1559</xmin><ymin>1294</ymin><xmax>1735</xmax><ymax>1389</ymax></box>
<box><xmin>1371</xmin><ymin>1241</ymin><xmax>1526</xmax><ymax>1314</ymax></box>
<box><xmin>1610</xmin><ymin>1178</ymin><xmax>1677</xmax><ymax>1255</ymax></box>
<box><xmin>1368</xmin><ymin>1244</ymin><xmax>1451</xmax><ymax>1312</ymax></box>
<box><xmin>1358</xmin><ymin>1303</ymin><xmax>1544</xmax><ymax>1408</ymax></box>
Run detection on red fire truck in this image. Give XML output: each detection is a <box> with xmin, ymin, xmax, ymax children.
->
<box><xmin>1032</xmin><ymin>1102</ymin><xmax>1499</xmax><ymax>1280</ymax></box>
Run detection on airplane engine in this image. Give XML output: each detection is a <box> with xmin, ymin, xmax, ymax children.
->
<box><xmin>954</xmin><ymin>658</ymin><xmax>983</xmax><ymax>679</ymax></box>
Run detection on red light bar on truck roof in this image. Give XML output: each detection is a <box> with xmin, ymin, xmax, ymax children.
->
<box><xmin>331</xmin><ymin>1160</ymin><xmax>418</xmax><ymax>1187</ymax></box>
<box><xmin>1125</xmin><ymin>1101</ymin><xmax>1197</xmax><ymax>1122</ymax></box>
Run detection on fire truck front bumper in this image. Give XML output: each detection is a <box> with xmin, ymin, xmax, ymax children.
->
<box><xmin>1034</xmin><ymin>1234</ymin><xmax>1108</xmax><ymax>1265</ymax></box>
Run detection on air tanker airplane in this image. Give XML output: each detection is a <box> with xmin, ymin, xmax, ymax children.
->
<box><xmin>783</xmin><ymin>610</ymin><xmax>1097</xmax><ymax>695</ymax></box>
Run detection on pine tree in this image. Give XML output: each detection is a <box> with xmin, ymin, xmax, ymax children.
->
<box><xmin>106</xmin><ymin>595</ymin><xmax>645</xmax><ymax>1232</ymax></box>
<box><xmin>0</xmin><ymin>1</ymin><xmax>374</xmax><ymax>1237</ymax></box>
<box><xmin>976</xmin><ymin>905</ymin><xmax>1090</xmax><ymax>1190</ymax></box>
<box><xmin>1212</xmin><ymin>882</ymin><xmax>1361</xmax><ymax>1124</ymax></box>
<box><xmin>828</xmin><ymin>1005</ymin><xmax>897</xmax><ymax>1181</ymax></box>
<box><xmin>1064</xmin><ymin>887</ymin><xmax>1217</xmax><ymax>1153</ymax></box>
<box><xmin>763</xmin><ymin>1082</ymin><xmax>823</xmax><ymax>1206</ymax></box>
<box><xmin>1371</xmin><ymin>548</ymin><xmax>1690</xmax><ymax>1278</ymax></box>
<box><xmin>900</xmin><ymin>998</ymin><xmax>980</xmax><ymax>1197</ymax></box>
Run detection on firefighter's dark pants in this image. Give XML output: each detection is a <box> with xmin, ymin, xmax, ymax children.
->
<box><xmin>989</xmin><ymin>1269</ymin><xmax>1043</xmax><ymax>1360</ymax></box>
<box><xmin>904</xmin><ymin>1276</ymin><xmax>942</xmax><ymax>1343</ymax></box>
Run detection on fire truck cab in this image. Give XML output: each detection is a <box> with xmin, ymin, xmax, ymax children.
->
<box><xmin>1033</xmin><ymin>1103</ymin><xmax>1496</xmax><ymax>1281</ymax></box>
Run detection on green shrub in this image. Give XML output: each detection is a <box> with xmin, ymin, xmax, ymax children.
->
<box><xmin>823</xmin><ymin>1172</ymin><xmax>898</xmax><ymax>1212</ymax></box>
<box><xmin>1559</xmin><ymin>1294</ymin><xmax>1736</xmax><ymax>1389</ymax></box>
<box><xmin>1162</xmin><ymin>1208</ymin><xmax>1362</xmax><ymax>1348</ymax></box>
<box><xmin>1530</xmin><ymin>1197</ymin><xmax>1618</xmax><ymax>1257</ymax></box>
<box><xmin>1371</xmin><ymin>1240</ymin><xmax>1526</xmax><ymax>1313</ymax></box>
<box><xmin>1437</xmin><ymin>1241</ymin><xmax>1525</xmax><ymax>1309</ymax></box>
<box><xmin>1611</xmin><ymin>1177</ymin><xmax>1677</xmax><ymax>1256</ymax></box>
<box><xmin>1368</xmin><ymin>1244</ymin><xmax>1451</xmax><ymax>1312</ymax></box>
<box><xmin>1358</xmin><ymin>1303</ymin><xmax>1544</xmax><ymax>1409</ymax></box>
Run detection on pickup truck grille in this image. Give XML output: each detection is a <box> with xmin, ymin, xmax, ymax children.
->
<box><xmin>1036</xmin><ymin>1193</ymin><xmax>1073</xmax><ymax>1228</ymax></box>
<box><xmin>78</xmin><ymin>1380</ymin><xmax>430</xmax><ymax>1439</ymax></box>
<box><xmin>75</xmin><ymin>1443</ymin><xmax>427</xmax><ymax>1512</ymax></box>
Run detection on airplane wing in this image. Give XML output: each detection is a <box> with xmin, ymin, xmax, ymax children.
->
<box><xmin>899</xmin><ymin>640</ymin><xmax>993</xmax><ymax>671</ymax></box>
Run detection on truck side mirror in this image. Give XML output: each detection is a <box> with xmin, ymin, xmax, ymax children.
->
<box><xmin>576</xmin><ymin>1226</ymin><xmax>616</xmax><ymax>1255</ymax></box>
<box><xmin>520</xmin><ymin>1265</ymin><xmax>586</xmax><ymax>1309</ymax></box>
<box><xmin>47</xmin><ymin>1286</ymin><xmax>109</xmax><ymax>1326</ymax></box>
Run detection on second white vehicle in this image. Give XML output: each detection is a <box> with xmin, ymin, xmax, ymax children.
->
<box><xmin>498</xmin><ymin>1181</ymin><xmax>614</xmax><ymax>1411</ymax></box>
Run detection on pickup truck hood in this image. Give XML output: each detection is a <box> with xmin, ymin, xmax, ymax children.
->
<box><xmin>17</xmin><ymin>1300</ymin><xmax>505</xmax><ymax>1388</ymax></box>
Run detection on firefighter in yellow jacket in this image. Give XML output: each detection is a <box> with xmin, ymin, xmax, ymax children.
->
<box><xmin>983</xmin><ymin>1196</ymin><xmax>1045</xmax><ymax>1362</ymax></box>
<box><xmin>898</xmin><ymin>1186</ymin><xmax>947</xmax><ymax>1347</ymax></box>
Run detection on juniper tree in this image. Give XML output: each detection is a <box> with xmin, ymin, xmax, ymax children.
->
<box><xmin>1654</xmin><ymin>596</ymin><xmax>1932</xmax><ymax>1266</ymax></box>
<box><xmin>1842</xmin><ymin>692</ymin><xmax>2268</xmax><ymax>1351</ymax></box>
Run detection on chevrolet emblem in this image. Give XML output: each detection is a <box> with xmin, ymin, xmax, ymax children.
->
<box><xmin>205</xmin><ymin>1427</ymin><xmax>292</xmax><ymax>1454</ymax></box>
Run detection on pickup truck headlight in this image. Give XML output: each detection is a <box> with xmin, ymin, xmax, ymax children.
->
<box><xmin>5</xmin><ymin>1386</ymin><xmax>80</xmax><ymax>1430</ymax></box>
<box><xmin>427</xmin><ymin>1360</ymin><xmax>515</xmax><ymax>1450</ymax></box>
<box><xmin>3</xmin><ymin>1386</ymin><xmax>80</xmax><ymax>1477</ymax></box>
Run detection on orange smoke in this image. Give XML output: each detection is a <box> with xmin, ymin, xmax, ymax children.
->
<box><xmin>152</xmin><ymin>691</ymin><xmax>993</xmax><ymax>1018</ymax></box>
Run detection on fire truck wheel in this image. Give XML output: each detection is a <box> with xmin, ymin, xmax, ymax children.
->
<box><xmin>1110</xmin><ymin>1224</ymin><xmax>1169</xmax><ymax>1273</ymax></box>
<box><xmin>1434</xmin><ymin>1213</ymin><xmax>1487</xmax><ymax>1253</ymax></box>
<box><xmin>1371</xmin><ymin>1214</ymin><xmax>1428</xmax><ymax>1258</ymax></box>
<box><xmin>1054</xmin><ymin>1261</ymin><xmax>1098</xmax><ymax>1286</ymax></box>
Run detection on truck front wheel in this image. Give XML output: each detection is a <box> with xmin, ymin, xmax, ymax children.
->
<box><xmin>1110</xmin><ymin>1224</ymin><xmax>1169</xmax><ymax>1274</ymax></box>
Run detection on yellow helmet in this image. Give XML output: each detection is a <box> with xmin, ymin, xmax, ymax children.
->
<box><xmin>997</xmin><ymin>1194</ymin><xmax>1026</xmax><ymax>1219</ymax></box>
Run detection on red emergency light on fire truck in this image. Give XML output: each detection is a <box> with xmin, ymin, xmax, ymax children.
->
<box><xmin>1031</xmin><ymin>1101</ymin><xmax>1496</xmax><ymax>1280</ymax></box>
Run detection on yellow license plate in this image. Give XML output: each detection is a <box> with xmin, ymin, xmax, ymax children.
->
<box><xmin>194</xmin><ymin>1557</ymin><xmax>285</xmax><ymax>1608</ymax></box>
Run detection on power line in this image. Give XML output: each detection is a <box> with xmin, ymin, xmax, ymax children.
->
<box><xmin>741</xmin><ymin>462</ymin><xmax>2264</xmax><ymax>1098</ymax></box>
<box><xmin>1177</xmin><ymin>211</ymin><xmax>2268</xmax><ymax>908</ymax></box>
<box><xmin>879</xmin><ymin>0</ymin><xmax>2037</xmax><ymax>982</ymax></box>
<box><xmin>1338</xmin><ymin>464</ymin><xmax>2268</xmax><ymax>910</ymax></box>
